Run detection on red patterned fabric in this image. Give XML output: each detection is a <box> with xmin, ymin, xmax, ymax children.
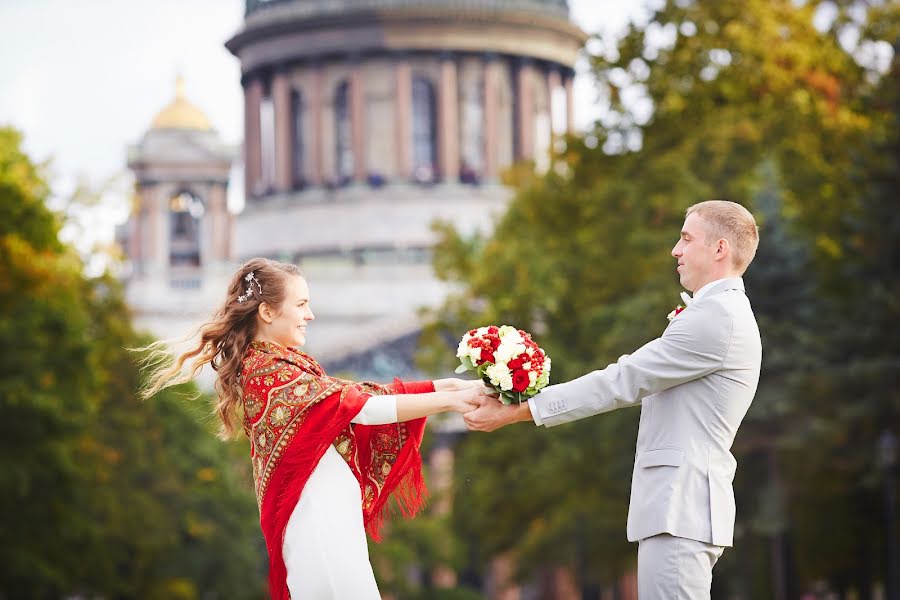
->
<box><xmin>240</xmin><ymin>341</ymin><xmax>432</xmax><ymax>599</ymax></box>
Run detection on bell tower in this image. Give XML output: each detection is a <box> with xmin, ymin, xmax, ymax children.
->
<box><xmin>122</xmin><ymin>76</ymin><xmax>236</xmax><ymax>339</ymax></box>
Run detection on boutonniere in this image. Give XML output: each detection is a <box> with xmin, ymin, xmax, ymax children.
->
<box><xmin>667</xmin><ymin>305</ymin><xmax>685</xmax><ymax>321</ymax></box>
<box><xmin>667</xmin><ymin>292</ymin><xmax>693</xmax><ymax>321</ymax></box>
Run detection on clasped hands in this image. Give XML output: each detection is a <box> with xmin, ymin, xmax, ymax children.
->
<box><xmin>432</xmin><ymin>378</ymin><xmax>530</xmax><ymax>432</ymax></box>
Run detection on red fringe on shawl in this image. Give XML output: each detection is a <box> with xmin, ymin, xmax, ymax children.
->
<box><xmin>259</xmin><ymin>379</ymin><xmax>432</xmax><ymax>600</ymax></box>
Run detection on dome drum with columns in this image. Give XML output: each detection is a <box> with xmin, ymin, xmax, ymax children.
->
<box><xmin>227</xmin><ymin>0</ymin><xmax>585</xmax><ymax>195</ymax></box>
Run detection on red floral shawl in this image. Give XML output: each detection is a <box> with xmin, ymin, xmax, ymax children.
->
<box><xmin>240</xmin><ymin>341</ymin><xmax>432</xmax><ymax>599</ymax></box>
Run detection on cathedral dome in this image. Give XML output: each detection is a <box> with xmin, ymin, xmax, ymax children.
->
<box><xmin>151</xmin><ymin>76</ymin><xmax>213</xmax><ymax>131</ymax></box>
<box><xmin>244</xmin><ymin>0</ymin><xmax>569</xmax><ymax>20</ymax></box>
<box><xmin>228</xmin><ymin>0</ymin><xmax>585</xmax><ymax>70</ymax></box>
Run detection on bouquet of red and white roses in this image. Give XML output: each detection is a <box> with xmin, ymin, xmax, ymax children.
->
<box><xmin>455</xmin><ymin>325</ymin><xmax>551</xmax><ymax>404</ymax></box>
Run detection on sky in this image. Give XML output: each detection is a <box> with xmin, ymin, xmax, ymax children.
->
<box><xmin>0</xmin><ymin>0</ymin><xmax>652</xmax><ymax>255</ymax></box>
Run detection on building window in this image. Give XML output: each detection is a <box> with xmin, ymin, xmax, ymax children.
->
<box><xmin>334</xmin><ymin>80</ymin><xmax>353</xmax><ymax>183</ymax></box>
<box><xmin>169</xmin><ymin>191</ymin><xmax>204</xmax><ymax>268</ymax></box>
<box><xmin>411</xmin><ymin>76</ymin><xmax>437</xmax><ymax>183</ymax></box>
<box><xmin>460</xmin><ymin>75</ymin><xmax>484</xmax><ymax>184</ymax></box>
<box><xmin>291</xmin><ymin>89</ymin><xmax>305</xmax><ymax>189</ymax></box>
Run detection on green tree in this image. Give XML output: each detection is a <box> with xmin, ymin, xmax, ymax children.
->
<box><xmin>0</xmin><ymin>126</ymin><xmax>265</xmax><ymax>598</ymax></box>
<box><xmin>774</xmin><ymin>39</ymin><xmax>900</xmax><ymax>597</ymax></box>
<box><xmin>0</xmin><ymin>127</ymin><xmax>103</xmax><ymax>595</ymax></box>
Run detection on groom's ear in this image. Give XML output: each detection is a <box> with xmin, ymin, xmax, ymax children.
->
<box><xmin>714</xmin><ymin>238</ymin><xmax>731</xmax><ymax>261</ymax></box>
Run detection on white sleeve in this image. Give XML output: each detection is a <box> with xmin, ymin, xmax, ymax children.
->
<box><xmin>527</xmin><ymin>399</ymin><xmax>544</xmax><ymax>426</ymax></box>
<box><xmin>350</xmin><ymin>394</ymin><xmax>398</xmax><ymax>425</ymax></box>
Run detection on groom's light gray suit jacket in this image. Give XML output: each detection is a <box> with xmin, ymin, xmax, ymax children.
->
<box><xmin>531</xmin><ymin>278</ymin><xmax>761</xmax><ymax>547</ymax></box>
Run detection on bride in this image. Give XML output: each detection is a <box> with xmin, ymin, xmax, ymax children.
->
<box><xmin>140</xmin><ymin>257</ymin><xmax>487</xmax><ymax>599</ymax></box>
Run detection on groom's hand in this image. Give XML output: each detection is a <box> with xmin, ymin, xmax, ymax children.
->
<box><xmin>463</xmin><ymin>396</ymin><xmax>534</xmax><ymax>432</ymax></box>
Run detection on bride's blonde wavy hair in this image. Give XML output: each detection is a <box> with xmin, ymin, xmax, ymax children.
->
<box><xmin>137</xmin><ymin>258</ymin><xmax>301</xmax><ymax>439</ymax></box>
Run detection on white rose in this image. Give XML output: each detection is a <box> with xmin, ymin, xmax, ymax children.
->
<box><xmin>498</xmin><ymin>373</ymin><xmax>513</xmax><ymax>391</ymax></box>
<box><xmin>529</xmin><ymin>370</ymin><xmax>538</xmax><ymax>386</ymax></box>
<box><xmin>485</xmin><ymin>363</ymin><xmax>509</xmax><ymax>386</ymax></box>
<box><xmin>495</xmin><ymin>342</ymin><xmax>517</xmax><ymax>363</ymax></box>
<box><xmin>500</xmin><ymin>327</ymin><xmax>523</xmax><ymax>345</ymax></box>
<box><xmin>457</xmin><ymin>339</ymin><xmax>470</xmax><ymax>358</ymax></box>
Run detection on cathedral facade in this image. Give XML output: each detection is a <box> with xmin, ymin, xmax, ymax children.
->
<box><xmin>124</xmin><ymin>0</ymin><xmax>585</xmax><ymax>379</ymax></box>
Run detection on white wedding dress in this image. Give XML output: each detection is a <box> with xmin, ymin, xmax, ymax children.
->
<box><xmin>281</xmin><ymin>394</ymin><xmax>398</xmax><ymax>599</ymax></box>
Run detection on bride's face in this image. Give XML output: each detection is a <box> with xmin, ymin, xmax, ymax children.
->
<box><xmin>261</xmin><ymin>275</ymin><xmax>315</xmax><ymax>348</ymax></box>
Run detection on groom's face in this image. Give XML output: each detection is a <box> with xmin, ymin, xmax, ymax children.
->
<box><xmin>672</xmin><ymin>213</ymin><xmax>717</xmax><ymax>292</ymax></box>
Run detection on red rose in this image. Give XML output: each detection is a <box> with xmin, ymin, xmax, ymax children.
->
<box><xmin>487</xmin><ymin>326</ymin><xmax>499</xmax><ymax>334</ymax></box>
<box><xmin>480</xmin><ymin>351</ymin><xmax>495</xmax><ymax>365</ymax></box>
<box><xmin>508</xmin><ymin>358</ymin><xmax>523</xmax><ymax>370</ymax></box>
<box><xmin>489</xmin><ymin>336</ymin><xmax>501</xmax><ymax>350</ymax></box>
<box><xmin>512</xmin><ymin>369</ymin><xmax>530</xmax><ymax>392</ymax></box>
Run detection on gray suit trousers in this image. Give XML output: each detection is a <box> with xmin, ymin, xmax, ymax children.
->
<box><xmin>638</xmin><ymin>534</ymin><xmax>724</xmax><ymax>600</ymax></box>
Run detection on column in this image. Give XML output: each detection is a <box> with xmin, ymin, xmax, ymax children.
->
<box><xmin>143</xmin><ymin>187</ymin><xmax>157</xmax><ymax>271</ymax></box>
<box><xmin>271</xmin><ymin>67</ymin><xmax>293</xmax><ymax>192</ymax></box>
<box><xmin>516</xmin><ymin>59</ymin><xmax>535</xmax><ymax>160</ymax></box>
<box><xmin>564</xmin><ymin>71</ymin><xmax>575</xmax><ymax>134</ymax></box>
<box><xmin>151</xmin><ymin>186</ymin><xmax>168</xmax><ymax>272</ymax></box>
<box><xmin>244</xmin><ymin>74</ymin><xmax>263</xmax><ymax>199</ymax></box>
<box><xmin>438</xmin><ymin>53</ymin><xmax>459</xmax><ymax>182</ymax></box>
<box><xmin>483</xmin><ymin>54</ymin><xmax>501</xmax><ymax>180</ymax></box>
<box><xmin>130</xmin><ymin>187</ymin><xmax>144</xmax><ymax>266</ymax></box>
<box><xmin>547</xmin><ymin>67</ymin><xmax>562</xmax><ymax>137</ymax></box>
<box><xmin>207</xmin><ymin>183</ymin><xmax>229</xmax><ymax>262</ymax></box>
<box><xmin>394</xmin><ymin>55</ymin><xmax>412</xmax><ymax>180</ymax></box>
<box><xmin>349</xmin><ymin>61</ymin><xmax>366</xmax><ymax>182</ymax></box>
<box><xmin>311</xmin><ymin>63</ymin><xmax>324</xmax><ymax>186</ymax></box>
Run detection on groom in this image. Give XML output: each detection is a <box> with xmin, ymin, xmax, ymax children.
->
<box><xmin>465</xmin><ymin>200</ymin><xmax>762</xmax><ymax>599</ymax></box>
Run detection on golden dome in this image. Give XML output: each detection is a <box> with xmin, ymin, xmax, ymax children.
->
<box><xmin>151</xmin><ymin>76</ymin><xmax>212</xmax><ymax>131</ymax></box>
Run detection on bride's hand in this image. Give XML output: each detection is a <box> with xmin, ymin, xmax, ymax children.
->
<box><xmin>433</xmin><ymin>377</ymin><xmax>480</xmax><ymax>392</ymax></box>
<box><xmin>450</xmin><ymin>385</ymin><xmax>493</xmax><ymax>414</ymax></box>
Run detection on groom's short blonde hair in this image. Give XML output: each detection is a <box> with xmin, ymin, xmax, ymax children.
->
<box><xmin>687</xmin><ymin>200</ymin><xmax>759</xmax><ymax>274</ymax></box>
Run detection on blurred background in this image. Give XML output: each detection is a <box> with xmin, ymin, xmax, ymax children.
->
<box><xmin>1</xmin><ymin>0</ymin><xmax>898</xmax><ymax>598</ymax></box>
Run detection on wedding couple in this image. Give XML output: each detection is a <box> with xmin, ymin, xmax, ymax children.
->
<box><xmin>142</xmin><ymin>200</ymin><xmax>760</xmax><ymax>599</ymax></box>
